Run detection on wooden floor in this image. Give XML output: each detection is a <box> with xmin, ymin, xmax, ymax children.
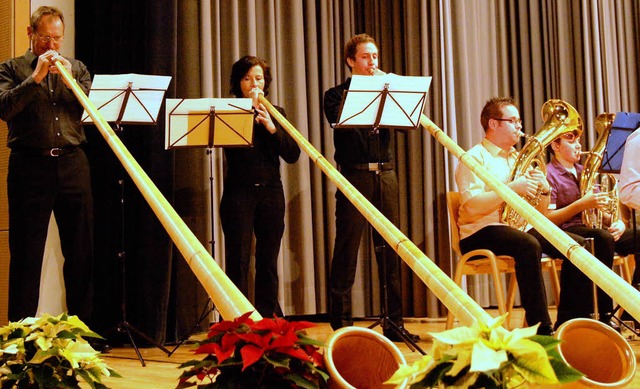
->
<box><xmin>94</xmin><ymin>308</ymin><xmax>640</xmax><ymax>388</ymax></box>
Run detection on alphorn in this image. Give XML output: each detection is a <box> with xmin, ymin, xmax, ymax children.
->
<box><xmin>419</xmin><ymin>113</ymin><xmax>640</xmax><ymax>322</ymax></box>
<box><xmin>257</xmin><ymin>94</ymin><xmax>495</xmax><ymax>327</ymax></box>
<box><xmin>53</xmin><ymin>61</ymin><xmax>261</xmax><ymax>322</ymax></box>
<box><xmin>55</xmin><ymin>53</ymin><xmax>635</xmax><ymax>385</ymax></box>
<box><xmin>258</xmin><ymin>94</ymin><xmax>637</xmax><ymax>387</ymax></box>
<box><xmin>258</xmin><ymin>93</ymin><xmax>640</xmax><ymax>327</ymax></box>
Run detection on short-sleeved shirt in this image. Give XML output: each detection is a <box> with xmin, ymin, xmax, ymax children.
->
<box><xmin>455</xmin><ymin>138</ymin><xmax>517</xmax><ymax>239</ymax></box>
<box><xmin>546</xmin><ymin>157</ymin><xmax>584</xmax><ymax>229</ymax></box>
<box><xmin>620</xmin><ymin>129</ymin><xmax>640</xmax><ymax>210</ymax></box>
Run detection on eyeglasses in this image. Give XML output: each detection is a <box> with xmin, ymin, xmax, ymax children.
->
<box><xmin>34</xmin><ymin>33</ymin><xmax>64</xmax><ymax>44</ymax></box>
<box><xmin>493</xmin><ymin>117</ymin><xmax>523</xmax><ymax>126</ymax></box>
<box><xmin>560</xmin><ymin>132</ymin><xmax>581</xmax><ymax>143</ymax></box>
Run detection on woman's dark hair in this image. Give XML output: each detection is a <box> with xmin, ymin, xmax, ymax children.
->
<box><xmin>229</xmin><ymin>56</ymin><xmax>272</xmax><ymax>98</ymax></box>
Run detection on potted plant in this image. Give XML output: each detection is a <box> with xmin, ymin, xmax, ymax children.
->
<box><xmin>385</xmin><ymin>315</ymin><xmax>583</xmax><ymax>388</ymax></box>
<box><xmin>0</xmin><ymin>313</ymin><xmax>120</xmax><ymax>388</ymax></box>
<box><xmin>177</xmin><ymin>311</ymin><xmax>329</xmax><ymax>388</ymax></box>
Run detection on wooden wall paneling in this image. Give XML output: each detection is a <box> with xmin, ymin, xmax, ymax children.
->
<box><xmin>0</xmin><ymin>0</ymin><xmax>30</xmax><ymax>325</ymax></box>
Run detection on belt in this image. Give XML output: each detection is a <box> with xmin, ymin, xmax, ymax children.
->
<box><xmin>14</xmin><ymin>147</ymin><xmax>78</xmax><ymax>157</ymax></box>
<box><xmin>342</xmin><ymin>162</ymin><xmax>394</xmax><ymax>172</ymax></box>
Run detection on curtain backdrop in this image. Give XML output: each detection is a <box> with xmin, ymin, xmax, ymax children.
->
<box><xmin>75</xmin><ymin>0</ymin><xmax>639</xmax><ymax>343</ymax></box>
<box><xmin>198</xmin><ymin>0</ymin><xmax>639</xmax><ymax>321</ymax></box>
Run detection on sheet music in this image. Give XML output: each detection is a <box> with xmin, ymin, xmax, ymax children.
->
<box><xmin>337</xmin><ymin>73</ymin><xmax>432</xmax><ymax>129</ymax></box>
<box><xmin>82</xmin><ymin>73</ymin><xmax>172</xmax><ymax>124</ymax></box>
<box><xmin>165</xmin><ymin>98</ymin><xmax>254</xmax><ymax>149</ymax></box>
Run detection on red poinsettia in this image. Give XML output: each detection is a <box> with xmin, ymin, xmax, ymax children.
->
<box><xmin>177</xmin><ymin>312</ymin><xmax>329</xmax><ymax>388</ymax></box>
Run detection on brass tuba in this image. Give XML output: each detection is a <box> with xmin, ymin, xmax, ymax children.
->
<box><xmin>501</xmin><ymin>99</ymin><xmax>583</xmax><ymax>230</ymax></box>
<box><xmin>580</xmin><ymin>113</ymin><xmax>619</xmax><ymax>228</ymax></box>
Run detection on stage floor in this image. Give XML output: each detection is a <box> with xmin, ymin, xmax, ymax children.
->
<box><xmin>95</xmin><ymin>308</ymin><xmax>640</xmax><ymax>388</ymax></box>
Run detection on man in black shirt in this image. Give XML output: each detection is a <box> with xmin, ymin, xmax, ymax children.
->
<box><xmin>0</xmin><ymin>6</ymin><xmax>94</xmax><ymax>324</ymax></box>
<box><xmin>323</xmin><ymin>34</ymin><xmax>419</xmax><ymax>342</ymax></box>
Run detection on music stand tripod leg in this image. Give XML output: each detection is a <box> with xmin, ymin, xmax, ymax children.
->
<box><xmin>109</xmin><ymin>126</ymin><xmax>171</xmax><ymax>366</ymax></box>
<box><xmin>168</xmin><ymin>298</ymin><xmax>216</xmax><ymax>356</ymax></box>
<box><xmin>366</xmin><ymin>243</ymin><xmax>425</xmax><ymax>355</ymax></box>
<box><xmin>362</xmin><ymin>163</ymin><xmax>424</xmax><ymax>354</ymax></box>
<box><xmin>168</xmin><ymin>148</ymin><xmax>222</xmax><ymax>357</ymax></box>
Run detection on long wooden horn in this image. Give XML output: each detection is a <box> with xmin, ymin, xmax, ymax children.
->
<box><xmin>420</xmin><ymin>113</ymin><xmax>638</xmax><ymax>387</ymax></box>
<box><xmin>419</xmin><ymin>114</ymin><xmax>640</xmax><ymax>322</ymax></box>
<box><xmin>258</xmin><ymin>94</ymin><xmax>495</xmax><ymax>327</ymax></box>
<box><xmin>54</xmin><ymin>62</ymin><xmax>261</xmax><ymax>322</ymax></box>
<box><xmin>260</xmin><ymin>94</ymin><xmax>637</xmax><ymax>387</ymax></box>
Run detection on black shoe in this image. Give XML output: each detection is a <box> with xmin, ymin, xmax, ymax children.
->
<box><xmin>88</xmin><ymin>339</ymin><xmax>112</xmax><ymax>353</ymax></box>
<box><xmin>537</xmin><ymin>324</ymin><xmax>555</xmax><ymax>336</ymax></box>
<box><xmin>383</xmin><ymin>325</ymin><xmax>420</xmax><ymax>342</ymax></box>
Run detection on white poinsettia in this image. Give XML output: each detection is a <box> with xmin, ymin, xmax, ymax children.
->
<box><xmin>0</xmin><ymin>313</ymin><xmax>120</xmax><ymax>388</ymax></box>
<box><xmin>385</xmin><ymin>314</ymin><xmax>583</xmax><ymax>388</ymax></box>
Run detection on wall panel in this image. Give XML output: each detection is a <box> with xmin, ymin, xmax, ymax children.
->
<box><xmin>0</xmin><ymin>0</ymin><xmax>30</xmax><ymax>325</ymax></box>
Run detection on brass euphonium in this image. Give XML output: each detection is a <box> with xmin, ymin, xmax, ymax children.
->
<box><xmin>580</xmin><ymin>113</ymin><xmax>619</xmax><ymax>228</ymax></box>
<box><xmin>501</xmin><ymin>99</ymin><xmax>583</xmax><ymax>230</ymax></box>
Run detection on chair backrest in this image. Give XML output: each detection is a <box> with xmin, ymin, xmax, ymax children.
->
<box><xmin>446</xmin><ymin>191</ymin><xmax>463</xmax><ymax>257</ymax></box>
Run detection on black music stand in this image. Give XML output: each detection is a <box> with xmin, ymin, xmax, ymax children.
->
<box><xmin>164</xmin><ymin>98</ymin><xmax>254</xmax><ymax>355</ymax></box>
<box><xmin>600</xmin><ymin>112</ymin><xmax>640</xmax><ymax>174</ymax></box>
<box><xmin>83</xmin><ymin>73</ymin><xmax>172</xmax><ymax>366</ymax></box>
<box><xmin>334</xmin><ymin>74</ymin><xmax>431</xmax><ymax>354</ymax></box>
<box><xmin>599</xmin><ymin>112</ymin><xmax>640</xmax><ymax>335</ymax></box>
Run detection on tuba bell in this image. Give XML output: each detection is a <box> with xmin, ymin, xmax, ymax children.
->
<box><xmin>501</xmin><ymin>99</ymin><xmax>583</xmax><ymax>230</ymax></box>
<box><xmin>580</xmin><ymin>113</ymin><xmax>619</xmax><ymax>228</ymax></box>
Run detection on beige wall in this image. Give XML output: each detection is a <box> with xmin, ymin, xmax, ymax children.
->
<box><xmin>0</xmin><ymin>0</ymin><xmax>28</xmax><ymax>325</ymax></box>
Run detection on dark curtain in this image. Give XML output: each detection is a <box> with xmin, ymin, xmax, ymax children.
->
<box><xmin>74</xmin><ymin>0</ymin><xmax>203</xmax><ymax>345</ymax></box>
<box><xmin>351</xmin><ymin>0</ymin><xmax>450</xmax><ymax>316</ymax></box>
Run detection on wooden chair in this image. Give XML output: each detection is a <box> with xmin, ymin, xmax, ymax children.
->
<box><xmin>613</xmin><ymin>253</ymin><xmax>635</xmax><ymax>319</ymax></box>
<box><xmin>446</xmin><ymin>191</ymin><xmax>563</xmax><ymax>329</ymax></box>
<box><xmin>445</xmin><ymin>191</ymin><xmax>518</xmax><ymax>329</ymax></box>
<box><xmin>614</xmin><ymin>254</ymin><xmax>634</xmax><ymax>284</ymax></box>
<box><xmin>540</xmin><ymin>255</ymin><xmax>562</xmax><ymax>306</ymax></box>
<box><xmin>538</xmin><ymin>252</ymin><xmax>634</xmax><ymax>313</ymax></box>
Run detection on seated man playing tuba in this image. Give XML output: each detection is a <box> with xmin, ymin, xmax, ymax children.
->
<box><xmin>455</xmin><ymin>97</ymin><xmax>555</xmax><ymax>336</ymax></box>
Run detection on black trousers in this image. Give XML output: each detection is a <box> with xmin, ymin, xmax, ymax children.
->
<box><xmin>8</xmin><ymin>149</ymin><xmax>94</xmax><ymax>323</ymax></box>
<box><xmin>329</xmin><ymin>169</ymin><xmax>402</xmax><ymax>330</ymax></box>
<box><xmin>529</xmin><ymin>226</ymin><xmax>616</xmax><ymax>326</ymax></box>
<box><xmin>459</xmin><ymin>225</ymin><xmax>552</xmax><ymax>328</ymax></box>
<box><xmin>615</xmin><ymin>228</ymin><xmax>640</xmax><ymax>285</ymax></box>
<box><xmin>220</xmin><ymin>184</ymin><xmax>285</xmax><ymax>318</ymax></box>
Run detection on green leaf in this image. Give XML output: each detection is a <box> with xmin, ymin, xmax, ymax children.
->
<box><xmin>296</xmin><ymin>333</ymin><xmax>324</xmax><ymax>347</ymax></box>
<box><xmin>263</xmin><ymin>353</ymin><xmax>290</xmax><ymax>369</ymax></box>
<box><xmin>107</xmin><ymin>367</ymin><xmax>122</xmax><ymax>378</ymax></box>
<box><xmin>308</xmin><ymin>363</ymin><xmax>330</xmax><ymax>382</ymax></box>
<box><xmin>283</xmin><ymin>372</ymin><xmax>318</xmax><ymax>389</ymax></box>
<box><xmin>77</xmin><ymin>369</ymin><xmax>98</xmax><ymax>389</ymax></box>
<box><xmin>511</xmin><ymin>350</ymin><xmax>558</xmax><ymax>384</ymax></box>
<box><xmin>549</xmin><ymin>357</ymin><xmax>584</xmax><ymax>383</ymax></box>
<box><xmin>528</xmin><ymin>334</ymin><xmax>562</xmax><ymax>350</ymax></box>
